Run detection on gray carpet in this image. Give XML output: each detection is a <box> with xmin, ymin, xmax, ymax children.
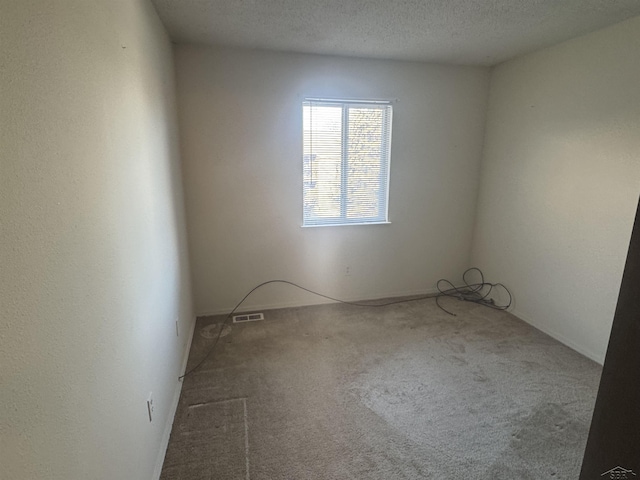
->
<box><xmin>160</xmin><ymin>297</ymin><xmax>601</xmax><ymax>479</ymax></box>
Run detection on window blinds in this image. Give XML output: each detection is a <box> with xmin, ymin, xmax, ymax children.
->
<box><xmin>302</xmin><ymin>99</ymin><xmax>392</xmax><ymax>226</ymax></box>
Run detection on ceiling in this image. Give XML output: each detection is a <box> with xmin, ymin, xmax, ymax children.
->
<box><xmin>151</xmin><ymin>0</ymin><xmax>640</xmax><ymax>66</ymax></box>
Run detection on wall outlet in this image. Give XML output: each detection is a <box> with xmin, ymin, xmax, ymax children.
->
<box><xmin>147</xmin><ymin>392</ymin><xmax>154</xmax><ymax>422</ymax></box>
<box><xmin>345</xmin><ymin>265</ymin><xmax>351</xmax><ymax>276</ymax></box>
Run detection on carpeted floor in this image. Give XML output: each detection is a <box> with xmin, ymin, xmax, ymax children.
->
<box><xmin>160</xmin><ymin>297</ymin><xmax>601</xmax><ymax>480</ymax></box>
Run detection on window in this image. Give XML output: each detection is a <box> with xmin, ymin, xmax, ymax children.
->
<box><xmin>302</xmin><ymin>98</ymin><xmax>392</xmax><ymax>226</ymax></box>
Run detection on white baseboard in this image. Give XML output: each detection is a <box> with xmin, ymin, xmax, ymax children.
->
<box><xmin>152</xmin><ymin>316</ymin><xmax>198</xmax><ymax>480</ymax></box>
<box><xmin>196</xmin><ymin>287</ymin><xmax>441</xmax><ymax>317</ymax></box>
<box><xmin>511</xmin><ymin>309</ymin><xmax>605</xmax><ymax>365</ymax></box>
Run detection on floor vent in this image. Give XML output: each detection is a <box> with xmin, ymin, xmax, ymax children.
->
<box><xmin>233</xmin><ymin>312</ymin><xmax>264</xmax><ymax>323</ymax></box>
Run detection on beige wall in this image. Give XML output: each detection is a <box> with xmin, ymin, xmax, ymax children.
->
<box><xmin>175</xmin><ymin>46</ymin><xmax>490</xmax><ymax>314</ymax></box>
<box><xmin>0</xmin><ymin>1</ymin><xmax>194</xmax><ymax>479</ymax></box>
<box><xmin>472</xmin><ymin>16</ymin><xmax>640</xmax><ymax>363</ymax></box>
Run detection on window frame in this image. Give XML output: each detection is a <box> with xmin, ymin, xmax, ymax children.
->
<box><xmin>302</xmin><ymin>97</ymin><xmax>393</xmax><ymax>227</ymax></box>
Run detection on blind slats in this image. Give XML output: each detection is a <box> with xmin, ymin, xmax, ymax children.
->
<box><xmin>303</xmin><ymin>99</ymin><xmax>392</xmax><ymax>227</ymax></box>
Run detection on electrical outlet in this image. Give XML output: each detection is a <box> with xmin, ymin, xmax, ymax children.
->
<box><xmin>345</xmin><ymin>266</ymin><xmax>351</xmax><ymax>276</ymax></box>
<box><xmin>147</xmin><ymin>392</ymin><xmax>154</xmax><ymax>422</ymax></box>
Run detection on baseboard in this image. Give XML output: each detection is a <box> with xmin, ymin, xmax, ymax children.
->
<box><xmin>152</xmin><ymin>316</ymin><xmax>198</xmax><ymax>480</ymax></box>
<box><xmin>196</xmin><ymin>287</ymin><xmax>441</xmax><ymax>317</ymax></box>
<box><xmin>511</xmin><ymin>309</ymin><xmax>605</xmax><ymax>365</ymax></box>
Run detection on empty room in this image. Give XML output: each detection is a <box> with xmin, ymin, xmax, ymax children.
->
<box><xmin>2</xmin><ymin>1</ymin><xmax>640</xmax><ymax>479</ymax></box>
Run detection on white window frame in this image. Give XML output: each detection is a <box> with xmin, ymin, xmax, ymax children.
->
<box><xmin>302</xmin><ymin>98</ymin><xmax>393</xmax><ymax>227</ymax></box>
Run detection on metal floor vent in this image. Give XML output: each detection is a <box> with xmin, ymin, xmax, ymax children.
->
<box><xmin>233</xmin><ymin>312</ymin><xmax>264</xmax><ymax>323</ymax></box>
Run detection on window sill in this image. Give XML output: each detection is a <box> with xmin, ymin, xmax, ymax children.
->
<box><xmin>301</xmin><ymin>221</ymin><xmax>392</xmax><ymax>228</ymax></box>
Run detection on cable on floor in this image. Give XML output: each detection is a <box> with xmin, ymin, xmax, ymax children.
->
<box><xmin>435</xmin><ymin>267</ymin><xmax>512</xmax><ymax>316</ymax></box>
<box><xmin>179</xmin><ymin>269</ymin><xmax>511</xmax><ymax>380</ymax></box>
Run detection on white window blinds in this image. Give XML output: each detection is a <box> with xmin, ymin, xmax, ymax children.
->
<box><xmin>302</xmin><ymin>98</ymin><xmax>392</xmax><ymax>227</ymax></box>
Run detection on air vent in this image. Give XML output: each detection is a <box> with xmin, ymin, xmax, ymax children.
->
<box><xmin>233</xmin><ymin>312</ymin><xmax>264</xmax><ymax>323</ymax></box>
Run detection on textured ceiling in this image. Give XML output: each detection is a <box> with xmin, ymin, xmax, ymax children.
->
<box><xmin>151</xmin><ymin>0</ymin><xmax>640</xmax><ymax>65</ymax></box>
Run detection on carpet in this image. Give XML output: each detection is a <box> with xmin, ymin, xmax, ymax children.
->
<box><xmin>161</xmin><ymin>297</ymin><xmax>601</xmax><ymax>479</ymax></box>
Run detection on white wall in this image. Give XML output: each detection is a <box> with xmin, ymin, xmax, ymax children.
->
<box><xmin>0</xmin><ymin>1</ymin><xmax>193</xmax><ymax>479</ymax></box>
<box><xmin>472</xmin><ymin>16</ymin><xmax>640</xmax><ymax>364</ymax></box>
<box><xmin>175</xmin><ymin>46</ymin><xmax>490</xmax><ymax>314</ymax></box>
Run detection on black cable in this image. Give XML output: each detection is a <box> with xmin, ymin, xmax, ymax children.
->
<box><xmin>179</xmin><ymin>280</ymin><xmax>440</xmax><ymax>379</ymax></box>
<box><xmin>435</xmin><ymin>267</ymin><xmax>512</xmax><ymax>317</ymax></box>
<box><xmin>179</xmin><ymin>269</ymin><xmax>512</xmax><ymax>379</ymax></box>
